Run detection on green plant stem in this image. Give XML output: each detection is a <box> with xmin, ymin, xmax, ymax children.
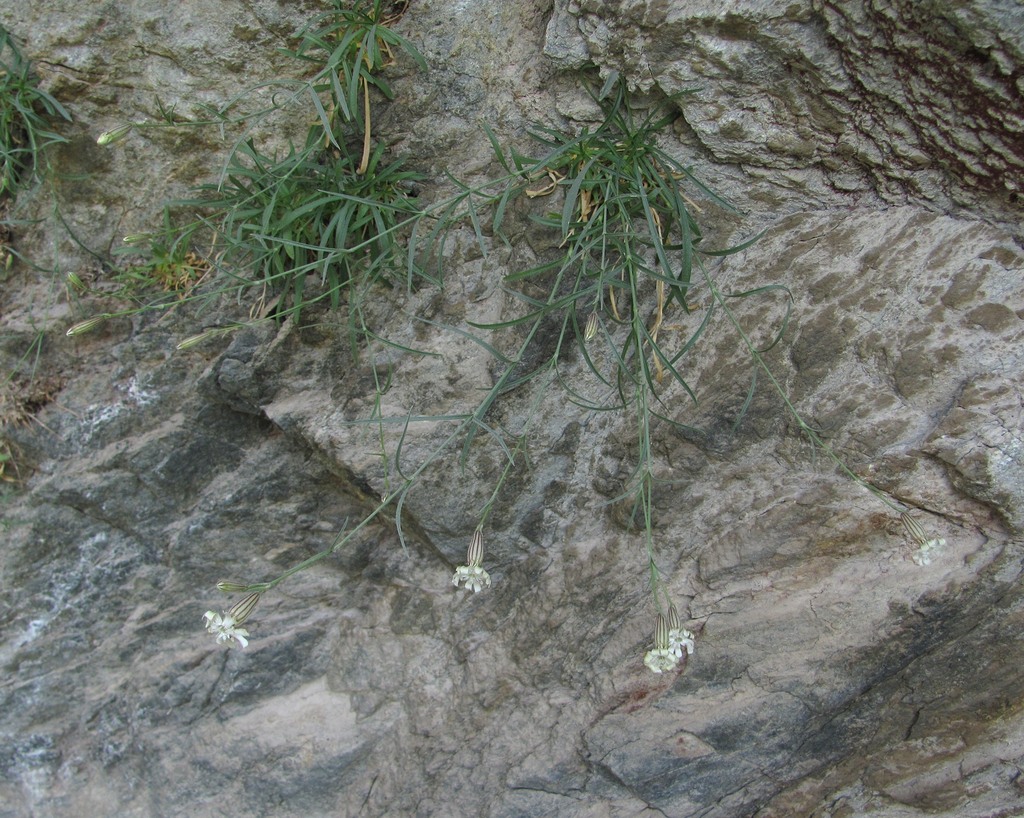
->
<box><xmin>636</xmin><ymin>385</ymin><xmax>660</xmax><ymax>593</ymax></box>
<box><xmin>370</xmin><ymin>358</ymin><xmax>393</xmax><ymax>500</ymax></box>
<box><xmin>226</xmin><ymin>255</ymin><xmax>571</xmax><ymax>595</ymax></box>
<box><xmin>476</xmin><ymin>365</ymin><xmax>555</xmax><ymax>530</ymax></box>
<box><xmin>233</xmin><ymin>337</ymin><xmax>553</xmax><ymax>593</ymax></box>
<box><xmin>244</xmin><ymin>419</ymin><xmax>470</xmax><ymax>594</ymax></box>
<box><xmin>701</xmin><ymin>260</ymin><xmax>903</xmax><ymax>513</ymax></box>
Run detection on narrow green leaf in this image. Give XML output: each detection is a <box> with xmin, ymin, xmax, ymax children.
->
<box><xmin>732</xmin><ymin>369</ymin><xmax>758</xmax><ymax>432</ymax></box>
<box><xmin>482</xmin><ymin>122</ymin><xmax>511</xmax><ymax>173</ymax></box>
<box><xmin>598</xmin><ymin>69</ymin><xmax>621</xmax><ymax>101</ymax></box>
<box><xmin>702</xmin><ymin>229</ymin><xmax>768</xmax><ymax>257</ymax></box>
<box><xmin>561</xmin><ymin>156</ymin><xmax>596</xmax><ymax>238</ymax></box>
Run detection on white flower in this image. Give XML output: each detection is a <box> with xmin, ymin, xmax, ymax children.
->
<box><xmin>453</xmin><ymin>526</ymin><xmax>491</xmax><ymax>592</ymax></box>
<box><xmin>912</xmin><ymin>537</ymin><xmax>946</xmax><ymax>567</ymax></box>
<box><xmin>668</xmin><ymin>627</ymin><xmax>695</xmax><ymax>658</ymax></box>
<box><xmin>203</xmin><ymin>610</ymin><xmax>250</xmax><ymax>648</ymax></box>
<box><xmin>664</xmin><ymin>603</ymin><xmax>695</xmax><ymax>659</ymax></box>
<box><xmin>901</xmin><ymin>512</ymin><xmax>946</xmax><ymax>566</ymax></box>
<box><xmin>452</xmin><ymin>563</ymin><xmax>491</xmax><ymax>593</ymax></box>
<box><xmin>644</xmin><ymin>647</ymin><xmax>679</xmax><ymax>674</ymax></box>
<box><xmin>643</xmin><ymin>611</ymin><xmax>687</xmax><ymax>674</ymax></box>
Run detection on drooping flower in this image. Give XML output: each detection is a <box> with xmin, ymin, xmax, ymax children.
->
<box><xmin>643</xmin><ymin>612</ymin><xmax>681</xmax><ymax>674</ymax></box>
<box><xmin>912</xmin><ymin>538</ymin><xmax>946</xmax><ymax>566</ymax></box>
<box><xmin>452</xmin><ymin>526</ymin><xmax>491</xmax><ymax>592</ymax></box>
<box><xmin>65</xmin><ymin>315</ymin><xmax>110</xmax><ymax>337</ymax></box>
<box><xmin>900</xmin><ymin>512</ymin><xmax>946</xmax><ymax>566</ymax></box>
<box><xmin>215</xmin><ymin>581</ymin><xmax>251</xmax><ymax>593</ymax></box>
<box><xmin>666</xmin><ymin>603</ymin><xmax>696</xmax><ymax>659</ymax></box>
<box><xmin>452</xmin><ymin>563</ymin><xmax>491</xmax><ymax>593</ymax></box>
<box><xmin>644</xmin><ymin>647</ymin><xmax>679</xmax><ymax>674</ymax></box>
<box><xmin>203</xmin><ymin>592</ymin><xmax>260</xmax><ymax>648</ymax></box>
<box><xmin>203</xmin><ymin>611</ymin><xmax>249</xmax><ymax>647</ymax></box>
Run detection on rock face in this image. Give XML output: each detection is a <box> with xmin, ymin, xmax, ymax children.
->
<box><xmin>1</xmin><ymin>2</ymin><xmax>1023</xmax><ymax>817</ymax></box>
<box><xmin>547</xmin><ymin>0</ymin><xmax>1024</xmax><ymax>217</ymax></box>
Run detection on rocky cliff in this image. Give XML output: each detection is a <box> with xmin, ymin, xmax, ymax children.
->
<box><xmin>1</xmin><ymin>1</ymin><xmax>1022</xmax><ymax>817</ymax></box>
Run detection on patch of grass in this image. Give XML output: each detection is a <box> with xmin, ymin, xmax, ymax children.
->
<box><xmin>283</xmin><ymin>0</ymin><xmax>424</xmax><ymax>174</ymax></box>
<box><xmin>93</xmin><ymin>0</ymin><xmax>427</xmax><ymax>338</ymax></box>
<box><xmin>1</xmin><ymin>28</ymin><xmax>77</xmax><ymax>446</ymax></box>
<box><xmin>0</xmin><ymin>26</ymin><xmax>71</xmax><ymax>279</ymax></box>
<box><xmin>113</xmin><ymin>207</ymin><xmax>210</xmax><ymax>296</ymax></box>
<box><xmin>478</xmin><ymin>75</ymin><xmax>746</xmax><ymax>400</ymax></box>
<box><xmin>0</xmin><ymin>26</ymin><xmax>71</xmax><ymax>200</ymax></box>
<box><xmin>207</xmin><ymin>75</ymin><xmax>752</xmax><ymax>633</ymax></box>
<box><xmin>186</xmin><ymin>133</ymin><xmax>422</xmax><ymax>330</ymax></box>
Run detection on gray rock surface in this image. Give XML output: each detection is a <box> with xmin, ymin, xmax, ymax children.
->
<box><xmin>546</xmin><ymin>0</ymin><xmax>1024</xmax><ymax>219</ymax></box>
<box><xmin>2</xmin><ymin>1</ymin><xmax>1023</xmax><ymax>817</ymax></box>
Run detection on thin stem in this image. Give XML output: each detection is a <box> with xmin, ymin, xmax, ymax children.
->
<box><xmin>370</xmin><ymin>356</ymin><xmax>392</xmax><ymax>500</ymax></box>
<box><xmin>634</xmin><ymin>369</ymin><xmax>672</xmax><ymax>614</ymax></box>
<box><xmin>245</xmin><ymin>417</ymin><xmax>471</xmax><ymax>593</ymax></box>
<box><xmin>701</xmin><ymin>260</ymin><xmax>903</xmax><ymax>512</ymax></box>
<box><xmin>477</xmin><ymin>366</ymin><xmax>555</xmax><ymax>529</ymax></box>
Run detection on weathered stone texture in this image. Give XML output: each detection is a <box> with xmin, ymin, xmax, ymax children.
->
<box><xmin>1</xmin><ymin>1</ymin><xmax>1023</xmax><ymax>817</ymax></box>
<box><xmin>547</xmin><ymin>0</ymin><xmax>1024</xmax><ymax>219</ymax></box>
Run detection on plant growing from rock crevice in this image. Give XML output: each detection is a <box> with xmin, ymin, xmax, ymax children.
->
<box><xmin>203</xmin><ymin>69</ymin><xmax>948</xmax><ymax>672</ymax></box>
<box><xmin>113</xmin><ymin>206</ymin><xmax>209</xmax><ymax>296</ymax></box>
<box><xmin>0</xmin><ymin>26</ymin><xmax>70</xmax><ymax>203</ymax></box>
<box><xmin>465</xmin><ymin>73</ymin><xmax>749</xmax><ymax>669</ymax></box>
<box><xmin>65</xmin><ymin>2</ymin><xmax>951</xmax><ymax>671</ymax></box>
<box><xmin>203</xmin><ymin>73</ymin><xmax>758</xmax><ymax>665</ymax></box>
<box><xmin>91</xmin><ymin>0</ymin><xmax>426</xmax><ymax>333</ymax></box>
<box><xmin>0</xmin><ymin>25</ymin><xmax>72</xmax><ymax>489</ymax></box>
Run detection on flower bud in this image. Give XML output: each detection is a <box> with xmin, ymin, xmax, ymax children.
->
<box><xmin>97</xmin><ymin>123</ymin><xmax>135</xmax><ymax>146</ymax></box>
<box><xmin>176</xmin><ymin>325</ymin><xmax>243</xmax><ymax>350</ymax></box>
<box><xmin>467</xmin><ymin>526</ymin><xmax>484</xmax><ymax>567</ymax></box>
<box><xmin>216</xmin><ymin>581</ymin><xmax>251</xmax><ymax>594</ymax></box>
<box><xmin>654</xmin><ymin>613</ymin><xmax>669</xmax><ymax>651</ymax></box>
<box><xmin>176</xmin><ymin>329</ymin><xmax>220</xmax><ymax>350</ymax></box>
<box><xmin>66</xmin><ymin>272</ymin><xmax>88</xmax><ymax>293</ymax></box>
<box><xmin>228</xmin><ymin>592</ymin><xmax>261</xmax><ymax>627</ymax></box>
<box><xmin>667</xmin><ymin>603</ymin><xmax>681</xmax><ymax>632</ymax></box>
<box><xmin>584</xmin><ymin>311</ymin><xmax>599</xmax><ymax>342</ymax></box>
<box><xmin>66</xmin><ymin>315</ymin><xmax>109</xmax><ymax>336</ymax></box>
